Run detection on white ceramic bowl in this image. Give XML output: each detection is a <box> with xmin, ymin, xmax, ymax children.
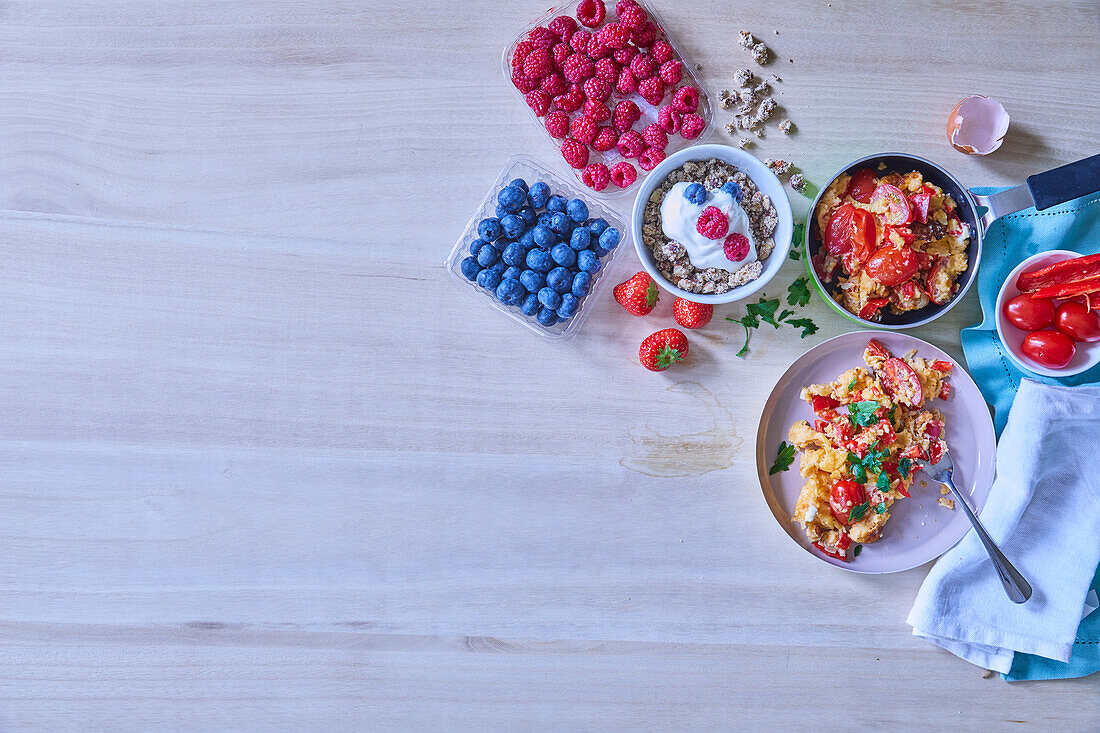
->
<box><xmin>995</xmin><ymin>249</ymin><xmax>1100</xmax><ymax>377</ymax></box>
<box><xmin>630</xmin><ymin>143</ymin><xmax>794</xmax><ymax>304</ymax></box>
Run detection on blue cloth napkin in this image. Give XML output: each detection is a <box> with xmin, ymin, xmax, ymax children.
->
<box><xmin>959</xmin><ymin>187</ymin><xmax>1100</xmax><ymax>681</ymax></box>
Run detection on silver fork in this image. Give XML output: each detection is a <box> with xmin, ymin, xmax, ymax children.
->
<box><xmin>919</xmin><ymin>451</ymin><xmax>1033</xmax><ymax>604</ymax></box>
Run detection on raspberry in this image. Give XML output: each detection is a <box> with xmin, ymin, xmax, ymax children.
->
<box><xmin>629</xmin><ymin>53</ymin><xmax>657</xmax><ymax>80</ymax></box>
<box><xmin>650</xmin><ymin>39</ymin><xmax>674</xmax><ymax>64</ymax></box>
<box><xmin>582</xmin><ymin>163</ymin><xmax>611</xmax><ymax>191</ymax></box>
<box><xmin>657</xmin><ymin>105</ymin><xmax>682</xmax><ymax>134</ymax></box>
<box><xmin>659</xmin><ymin>59</ymin><xmax>682</xmax><ymax>85</ymax></box>
<box><xmin>642</xmin><ymin>123</ymin><xmax>668</xmax><ymax>149</ymax></box>
<box><xmin>540</xmin><ymin>72</ymin><xmax>568</xmax><ymax>96</ymax></box>
<box><xmin>586</xmin><ymin>35</ymin><xmax>612</xmax><ymax>60</ymax></box>
<box><xmin>679</xmin><ymin>112</ymin><xmax>706</xmax><ymax>139</ymax></box>
<box><xmin>598</xmin><ymin>22</ymin><xmax>631</xmax><ymax>49</ymax></box>
<box><xmin>618</xmin><ymin>3</ymin><xmax>647</xmax><ymax>29</ymax></box>
<box><xmin>696</xmin><ymin>206</ymin><xmax>729</xmax><ymax>239</ymax></box>
<box><xmin>545</xmin><ymin>111</ymin><xmax>570</xmax><ymax>138</ymax></box>
<box><xmin>525</xmin><ymin>90</ymin><xmax>552</xmax><ymax>116</ymax></box>
<box><xmin>612</xmin><ymin>46</ymin><xmax>637</xmax><ymax>66</ymax></box>
<box><xmin>561</xmin><ymin>137</ymin><xmax>590</xmax><ymax>169</ymax></box>
<box><xmin>592</xmin><ymin>126</ymin><xmax>619</xmax><ymax>151</ymax></box>
<box><xmin>615</xmin><ymin>0</ymin><xmax>639</xmax><ymax>13</ymax></box>
<box><xmin>583</xmin><ymin>99</ymin><xmax>611</xmax><ymax>121</ymax></box>
<box><xmin>583</xmin><ymin>77</ymin><xmax>611</xmax><ymax>102</ymax></box>
<box><xmin>527</xmin><ymin>26</ymin><xmax>560</xmax><ymax>49</ymax></box>
<box><xmin>523</xmin><ymin>48</ymin><xmax>553</xmax><ymax>80</ymax></box>
<box><xmin>612</xmin><ymin>100</ymin><xmax>641</xmax><ymax>131</ymax></box>
<box><xmin>562</xmin><ymin>54</ymin><xmax>594</xmax><ymax>83</ymax></box>
<box><xmin>723</xmin><ymin>233</ymin><xmax>750</xmax><ymax>262</ymax></box>
<box><xmin>569</xmin><ymin>30</ymin><xmax>592</xmax><ymax>54</ymax></box>
<box><xmin>617</xmin><ymin>130</ymin><xmax>645</xmax><ymax>158</ymax></box>
<box><xmin>553</xmin><ymin>87</ymin><xmax>583</xmax><ymax>113</ymax></box>
<box><xmin>638</xmin><ymin>77</ymin><xmax>665</xmax><ymax>106</ymax></box>
<box><xmin>609</xmin><ymin>161</ymin><xmax>637</xmax><ymax>188</ymax></box>
<box><xmin>576</xmin><ymin>0</ymin><xmax>606</xmax><ymax>28</ymax></box>
<box><xmin>512</xmin><ymin>40</ymin><xmax>536</xmax><ymax>68</ymax></box>
<box><xmin>552</xmin><ymin>42</ymin><xmax>572</xmax><ymax>68</ymax></box>
<box><xmin>672</xmin><ymin>85</ymin><xmax>700</xmax><ymax>113</ymax></box>
<box><xmin>512</xmin><ymin>69</ymin><xmax>539</xmax><ymax>93</ymax></box>
<box><xmin>631</xmin><ymin>21</ymin><xmax>658</xmax><ymax>47</ymax></box>
<box><xmin>638</xmin><ymin>146</ymin><xmax>665</xmax><ymax>171</ymax></box>
<box><xmin>594</xmin><ymin>57</ymin><xmax>619</xmax><ymax>84</ymax></box>
<box><xmin>570</xmin><ymin>115</ymin><xmax>599</xmax><ymax>145</ymax></box>
<box><xmin>615</xmin><ymin>68</ymin><xmax>637</xmax><ymax>95</ymax></box>
<box><xmin>547</xmin><ymin>15</ymin><xmax>577</xmax><ymax>42</ymax></box>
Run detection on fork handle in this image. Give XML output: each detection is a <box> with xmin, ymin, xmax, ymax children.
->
<box><xmin>946</xmin><ymin>478</ymin><xmax>1033</xmax><ymax>604</ymax></box>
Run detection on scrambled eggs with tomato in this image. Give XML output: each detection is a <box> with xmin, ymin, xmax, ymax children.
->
<box><xmin>787</xmin><ymin>339</ymin><xmax>953</xmax><ymax>561</ymax></box>
<box><xmin>813</xmin><ymin>168</ymin><xmax>971</xmax><ymax>320</ymax></box>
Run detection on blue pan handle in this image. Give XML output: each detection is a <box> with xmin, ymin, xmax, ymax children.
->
<box><xmin>1027</xmin><ymin>152</ymin><xmax>1100</xmax><ymax>211</ymax></box>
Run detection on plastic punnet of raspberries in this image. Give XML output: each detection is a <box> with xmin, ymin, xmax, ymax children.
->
<box><xmin>618</xmin><ymin>3</ymin><xmax>647</xmax><ymax>29</ymax></box>
<box><xmin>657</xmin><ymin>106</ymin><xmax>682</xmax><ymax>134</ymax></box>
<box><xmin>561</xmin><ymin>137</ymin><xmax>590</xmax><ymax>169</ymax></box>
<box><xmin>592</xmin><ymin>126</ymin><xmax>619</xmax><ymax>151</ymax></box>
<box><xmin>638</xmin><ymin>77</ymin><xmax>665</xmax><ymax>106</ymax></box>
<box><xmin>696</xmin><ymin>206</ymin><xmax>729</xmax><ymax>239</ymax></box>
<box><xmin>650</xmin><ymin>39</ymin><xmax>674</xmax><ymax>64</ymax></box>
<box><xmin>583</xmin><ymin>77</ymin><xmax>611</xmax><ymax>103</ymax></box>
<box><xmin>642</xmin><ymin>123</ymin><xmax>668</xmax><ymax>150</ymax></box>
<box><xmin>582</xmin><ymin>163</ymin><xmax>611</xmax><ymax>191</ymax></box>
<box><xmin>612</xmin><ymin>100</ymin><xmax>641</xmax><ymax>131</ymax></box>
<box><xmin>615</xmin><ymin>68</ymin><xmax>637</xmax><ymax>95</ymax></box>
<box><xmin>548</xmin><ymin>15</ymin><xmax>577</xmax><ymax>41</ymax></box>
<box><xmin>629</xmin><ymin>54</ymin><xmax>657</xmax><ymax>80</ymax></box>
<box><xmin>525</xmin><ymin>90</ymin><xmax>552</xmax><ymax>116</ymax></box>
<box><xmin>679</xmin><ymin>112</ymin><xmax>706</xmax><ymax>139</ymax></box>
<box><xmin>631</xmin><ymin>21</ymin><xmax>658</xmax><ymax>47</ymax></box>
<box><xmin>562</xmin><ymin>54</ymin><xmax>595</xmax><ymax>83</ymax></box>
<box><xmin>570</xmin><ymin>115</ymin><xmax>599</xmax><ymax>145</ymax></box>
<box><xmin>617</xmin><ymin>130</ymin><xmax>645</xmax><ymax>158</ymax></box>
<box><xmin>523</xmin><ymin>48</ymin><xmax>553</xmax><ymax>80</ymax></box>
<box><xmin>610</xmin><ymin>161</ymin><xmax>637</xmax><ymax>188</ymax></box>
<box><xmin>638</xmin><ymin>146</ymin><xmax>665</xmax><ymax>171</ymax></box>
<box><xmin>545</xmin><ymin>111</ymin><xmax>570</xmax><ymax>138</ymax></box>
<box><xmin>659</xmin><ymin>60</ymin><xmax>682</xmax><ymax>85</ymax></box>
<box><xmin>672</xmin><ymin>86</ymin><xmax>700</xmax><ymax>113</ymax></box>
<box><xmin>723</xmin><ymin>233</ymin><xmax>750</xmax><ymax>262</ymax></box>
<box><xmin>576</xmin><ymin>0</ymin><xmax>606</xmax><ymax>28</ymax></box>
<box><xmin>594</xmin><ymin>57</ymin><xmax>619</xmax><ymax>84</ymax></box>
<box><xmin>584</xmin><ymin>99</ymin><xmax>611</xmax><ymax>121</ymax></box>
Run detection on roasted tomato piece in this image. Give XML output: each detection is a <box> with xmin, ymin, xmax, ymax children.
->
<box><xmin>824</xmin><ymin>203</ymin><xmax>856</xmax><ymax>256</ymax></box>
<box><xmin>871</xmin><ymin>184</ymin><xmax>913</xmax><ymax>225</ymax></box>
<box><xmin>811</xmin><ymin>394</ymin><xmax>840</xmax><ymax>412</ymax></box>
<box><xmin>926</xmin><ymin>257</ymin><xmax>954</xmax><ymax>305</ymax></box>
<box><xmin>880</xmin><ymin>357</ymin><xmax>924</xmax><ymax>407</ymax></box>
<box><xmin>850</xmin><ymin>208</ymin><xmax>877</xmax><ymax>263</ymax></box>
<box><xmin>931</xmin><ymin>360</ymin><xmax>953</xmax><ymax>373</ymax></box>
<box><xmin>866</xmin><ymin>246</ymin><xmax>919</xmax><ymax>287</ymax></box>
<box><xmin>924</xmin><ymin>420</ymin><xmax>942</xmax><ymax>438</ymax></box>
<box><xmin>813</xmin><ymin>541</ymin><xmax>848</xmax><ymax>561</ymax></box>
<box><xmin>846</xmin><ymin>168</ymin><xmax>879</xmax><ymax>203</ymax></box>
<box><xmin>852</xmin><ymin>418</ymin><xmax>897</xmax><ymax>455</ymax></box>
<box><xmin>908</xmin><ymin>191</ymin><xmax>932</xmax><ymax>223</ymax></box>
<box><xmin>830</xmin><ymin>479</ymin><xmax>867</xmax><ymax>525</ymax></box>
<box><xmin>938</xmin><ymin>382</ymin><xmax>952</xmax><ymax>399</ymax></box>
<box><xmin>865</xmin><ymin>338</ymin><xmax>891</xmax><ymax>361</ymax></box>
<box><xmin>858</xmin><ymin>297</ymin><xmax>890</xmax><ymax>320</ymax></box>
<box><xmin>928</xmin><ymin>441</ymin><xmax>946</xmax><ymax>464</ymax></box>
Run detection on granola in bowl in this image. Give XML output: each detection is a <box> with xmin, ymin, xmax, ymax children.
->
<box><xmin>641</xmin><ymin>158</ymin><xmax>779</xmax><ymax>295</ymax></box>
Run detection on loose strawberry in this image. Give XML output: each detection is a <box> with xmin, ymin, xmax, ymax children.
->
<box><xmin>613</xmin><ymin>271</ymin><xmax>660</xmax><ymax>316</ymax></box>
<box><xmin>672</xmin><ymin>298</ymin><xmax>713</xmax><ymax>329</ymax></box>
<box><xmin>639</xmin><ymin>328</ymin><xmax>689</xmax><ymax>371</ymax></box>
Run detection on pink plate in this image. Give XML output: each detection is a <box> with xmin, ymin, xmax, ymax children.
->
<box><xmin>756</xmin><ymin>331</ymin><xmax>997</xmax><ymax>573</ymax></box>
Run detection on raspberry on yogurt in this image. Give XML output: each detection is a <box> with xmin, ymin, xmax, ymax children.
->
<box><xmin>723</xmin><ymin>233</ymin><xmax>750</xmax><ymax>262</ymax></box>
<box><xmin>696</xmin><ymin>207</ymin><xmax>729</xmax><ymax>239</ymax></box>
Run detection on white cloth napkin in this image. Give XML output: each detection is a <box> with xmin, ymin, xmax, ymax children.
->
<box><xmin>907</xmin><ymin>378</ymin><xmax>1100</xmax><ymax>673</ymax></box>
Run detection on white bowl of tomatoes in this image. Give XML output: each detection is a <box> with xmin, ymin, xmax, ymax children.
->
<box><xmin>996</xmin><ymin>250</ymin><xmax>1100</xmax><ymax>376</ymax></box>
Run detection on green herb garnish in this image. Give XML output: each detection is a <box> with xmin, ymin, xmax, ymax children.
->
<box><xmin>847</xmin><ymin>446</ymin><xmax>889</xmax><ymax>484</ymax></box>
<box><xmin>876</xmin><ymin>471</ymin><xmax>890</xmax><ymax>492</ymax></box>
<box><xmin>789</xmin><ymin>221</ymin><xmax>805</xmax><ymax>261</ymax></box>
<box><xmin>847</xmin><ymin>401</ymin><xmax>881</xmax><ymax>428</ymax></box>
<box><xmin>849</xmin><ymin>502</ymin><xmax>870</xmax><ymax>522</ymax></box>
<box><xmin>785</xmin><ymin>317</ymin><xmax>818</xmax><ymax>339</ymax></box>
<box><xmin>770</xmin><ymin>441</ymin><xmax>796</xmax><ymax>475</ymax></box>
<box><xmin>898</xmin><ymin>457</ymin><xmax>912</xmax><ymax>479</ymax></box>
<box><xmin>787</xmin><ymin>277</ymin><xmax>812</xmax><ymax>307</ymax></box>
<box><xmin>853</xmin><ymin>544</ymin><xmax>863</xmax><ymax>557</ymax></box>
<box><xmin>727</xmin><ymin>282</ymin><xmax>818</xmax><ymax>356</ymax></box>
<box><xmin>847</xmin><ymin>377</ymin><xmax>859</xmax><ymax>391</ymax></box>
<box><xmin>874</xmin><ymin>502</ymin><xmax>887</xmax><ymax>514</ymax></box>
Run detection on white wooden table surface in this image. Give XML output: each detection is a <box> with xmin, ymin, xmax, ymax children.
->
<box><xmin>1</xmin><ymin>1</ymin><xmax>1098</xmax><ymax>729</ymax></box>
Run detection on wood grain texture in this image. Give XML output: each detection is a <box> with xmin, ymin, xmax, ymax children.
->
<box><xmin>0</xmin><ymin>0</ymin><xmax>1098</xmax><ymax>729</ymax></box>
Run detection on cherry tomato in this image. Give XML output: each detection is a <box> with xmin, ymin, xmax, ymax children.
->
<box><xmin>908</xmin><ymin>191</ymin><xmax>932</xmax><ymax>223</ymax></box>
<box><xmin>850</xmin><ymin>208</ymin><xmax>877</xmax><ymax>263</ymax></box>
<box><xmin>811</xmin><ymin>395</ymin><xmax>839</xmax><ymax>412</ymax></box>
<box><xmin>870</xmin><ymin>184</ymin><xmax>913</xmax><ymax>225</ymax></box>
<box><xmin>824</xmin><ymin>203</ymin><xmax>855</xmax><ymax>256</ymax></box>
<box><xmin>1002</xmin><ymin>294</ymin><xmax>1055</xmax><ymax>331</ymax></box>
<box><xmin>846</xmin><ymin>168</ymin><xmax>879</xmax><ymax>204</ymax></box>
<box><xmin>1055</xmin><ymin>301</ymin><xmax>1100</xmax><ymax>342</ymax></box>
<box><xmin>1021</xmin><ymin>330</ymin><xmax>1076</xmax><ymax>369</ymax></box>
<box><xmin>880</xmin><ymin>357</ymin><xmax>924</xmax><ymax>407</ymax></box>
<box><xmin>830</xmin><ymin>479</ymin><xmax>867</xmax><ymax>525</ymax></box>
<box><xmin>866</xmin><ymin>246</ymin><xmax>919</xmax><ymax>287</ymax></box>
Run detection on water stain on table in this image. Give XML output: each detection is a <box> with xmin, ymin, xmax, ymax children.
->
<box><xmin>620</xmin><ymin>381</ymin><xmax>742</xmax><ymax>478</ymax></box>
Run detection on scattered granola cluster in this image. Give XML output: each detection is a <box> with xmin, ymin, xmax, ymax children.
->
<box><xmin>765</xmin><ymin>157</ymin><xmax>806</xmax><ymax>194</ymax></box>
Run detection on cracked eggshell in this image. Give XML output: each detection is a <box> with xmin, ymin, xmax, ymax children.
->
<box><xmin>947</xmin><ymin>95</ymin><xmax>1010</xmax><ymax>155</ymax></box>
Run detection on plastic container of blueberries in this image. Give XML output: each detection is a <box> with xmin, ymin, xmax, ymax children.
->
<box><xmin>501</xmin><ymin>0</ymin><xmax>715</xmax><ymax>199</ymax></box>
<box><xmin>445</xmin><ymin>154</ymin><xmax>630</xmax><ymax>344</ymax></box>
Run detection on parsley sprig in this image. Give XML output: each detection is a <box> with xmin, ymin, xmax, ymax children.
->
<box><xmin>788</xmin><ymin>221</ymin><xmax>805</xmax><ymax>261</ymax></box>
<box><xmin>848</xmin><ymin>501</ymin><xmax>870</xmax><ymax>523</ymax></box>
<box><xmin>726</xmin><ymin>278</ymin><xmax>818</xmax><ymax>357</ymax></box>
<box><xmin>847</xmin><ymin>445</ymin><xmax>889</xmax><ymax>484</ymax></box>
<box><xmin>847</xmin><ymin>401</ymin><xmax>880</xmax><ymax>428</ymax></box>
<box><xmin>770</xmin><ymin>441</ymin><xmax>796</xmax><ymax>475</ymax></box>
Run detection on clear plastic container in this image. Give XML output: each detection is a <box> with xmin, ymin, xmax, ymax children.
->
<box><xmin>501</xmin><ymin>0</ymin><xmax>714</xmax><ymax>199</ymax></box>
<box><xmin>444</xmin><ymin>154</ymin><xmax>630</xmax><ymax>344</ymax></box>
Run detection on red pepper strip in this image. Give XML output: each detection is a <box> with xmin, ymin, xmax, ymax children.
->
<box><xmin>931</xmin><ymin>360</ymin><xmax>954</xmax><ymax>373</ymax></box>
<box><xmin>811</xmin><ymin>394</ymin><xmax>840</xmax><ymax>412</ymax></box>
<box><xmin>1089</xmin><ymin>293</ymin><xmax>1100</xmax><ymax>310</ymax></box>
<box><xmin>1017</xmin><ymin>253</ymin><xmax>1100</xmax><ymax>293</ymax></box>
<box><xmin>813</xmin><ymin>542</ymin><xmax>848</xmax><ymax>561</ymax></box>
<box><xmin>938</xmin><ymin>382</ymin><xmax>952</xmax><ymax>399</ymax></box>
<box><xmin>858</xmin><ymin>297</ymin><xmax>890</xmax><ymax>320</ymax></box>
<box><xmin>1032</xmin><ymin>275</ymin><xmax>1100</xmax><ymax>300</ymax></box>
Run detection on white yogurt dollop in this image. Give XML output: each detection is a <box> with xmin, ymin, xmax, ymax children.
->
<box><xmin>660</xmin><ymin>181</ymin><xmax>757</xmax><ymax>271</ymax></box>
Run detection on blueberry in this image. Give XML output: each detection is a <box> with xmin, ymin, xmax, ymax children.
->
<box><xmin>585</xmin><ymin>217</ymin><xmax>609</xmax><ymax>236</ymax></box>
<box><xmin>557</xmin><ymin>293</ymin><xmax>580</xmax><ymax>318</ymax></box>
<box><xmin>599</xmin><ymin>227</ymin><xmax>621</xmax><ymax>251</ymax></box>
<box><xmin>495</xmin><ymin>203</ymin><xmax>510</xmax><ymax>219</ymax></box>
<box><xmin>577</xmin><ymin>249</ymin><xmax>601</xmax><ymax>273</ymax></box>
<box><xmin>548</xmin><ymin>212</ymin><xmax>571</xmax><ymax>236</ymax></box>
<box><xmin>497</xmin><ymin>185</ymin><xmax>526</xmax><ymax>213</ymax></box>
<box><xmin>537</xmin><ymin>287</ymin><xmax>562</xmax><ymax>310</ymax></box>
<box><xmin>495</xmin><ymin>277</ymin><xmax>525</xmax><ymax>305</ymax></box>
<box><xmin>533</xmin><ymin>224</ymin><xmax>557</xmax><ymax>249</ymax></box>
<box><xmin>526</xmin><ymin>248</ymin><xmax>553</xmax><ymax>273</ymax></box>
<box><xmin>476</xmin><ymin>243</ymin><xmax>500</xmax><ymax>267</ymax></box>
<box><xmin>500</xmin><ymin>213</ymin><xmax>526</xmax><ymax>240</ymax></box>
<box><xmin>519</xmin><ymin>269</ymin><xmax>546</xmax><ymax>293</ymax></box>
<box><xmin>518</xmin><ymin>229</ymin><xmax>536</xmax><ymax>250</ymax></box>
<box><xmin>468</xmin><ymin>237</ymin><xmax>489</xmax><ymax>255</ymax></box>
<box><xmin>459</xmin><ymin>256</ymin><xmax>480</xmax><ymax>281</ymax></box>
<box><xmin>551</xmin><ymin>243</ymin><xmax>577</xmax><ymax>267</ymax></box>
<box><xmin>537</xmin><ymin>306</ymin><xmax>559</xmax><ymax>327</ymax></box>
<box><xmin>538</xmin><ymin>212</ymin><xmax>554</xmax><ymax>228</ymax></box>
<box><xmin>477</xmin><ymin>217</ymin><xmax>502</xmax><ymax>242</ymax></box>
<box><xmin>477</xmin><ymin>267</ymin><xmax>502</xmax><ymax>290</ymax></box>
<box><xmin>572</xmin><ymin>270</ymin><xmax>592</xmax><ymax>296</ymax></box>
<box><xmin>520</xmin><ymin>292</ymin><xmax>540</xmax><ymax>316</ymax></box>
<box><xmin>547</xmin><ymin>266</ymin><xmax>573</xmax><ymax>293</ymax></box>
<box><xmin>502</xmin><ymin>265</ymin><xmax>522</xmax><ymax>281</ymax></box>
<box><xmin>486</xmin><ymin>261</ymin><xmax>506</xmax><ymax>277</ymax></box>
<box><xmin>502</xmin><ymin>242</ymin><xmax>527</xmax><ymax>268</ymax></box>
<box><xmin>720</xmin><ymin>180</ymin><xmax>743</xmax><ymax>203</ymax></box>
<box><xmin>528</xmin><ymin>181</ymin><xmax>551</xmax><ymax>209</ymax></box>
<box><xmin>684</xmin><ymin>182</ymin><xmax>707</xmax><ymax>205</ymax></box>
<box><xmin>566</xmin><ymin>198</ymin><xmax>589</xmax><ymax>223</ymax></box>
<box><xmin>546</xmin><ymin>194</ymin><xmax>568</xmax><ymax>214</ymax></box>
<box><xmin>570</xmin><ymin>227</ymin><xmax>592</xmax><ymax>251</ymax></box>
<box><xmin>517</xmin><ymin>205</ymin><xmax>538</xmax><ymax>227</ymax></box>
<box><xmin>509</xmin><ymin>178</ymin><xmax>529</xmax><ymax>194</ymax></box>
